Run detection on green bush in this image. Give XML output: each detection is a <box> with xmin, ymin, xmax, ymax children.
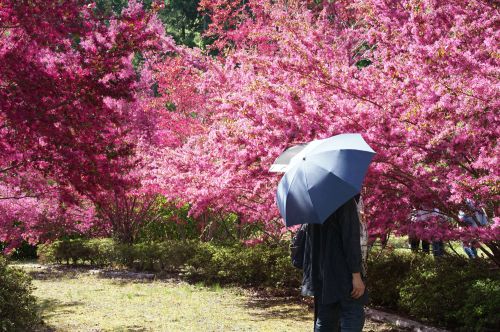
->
<box><xmin>36</xmin><ymin>242</ymin><xmax>55</xmax><ymax>264</ymax></box>
<box><xmin>184</xmin><ymin>242</ymin><xmax>301</xmax><ymax>287</ymax></box>
<box><xmin>38</xmin><ymin>238</ymin><xmax>116</xmax><ymax>266</ymax></box>
<box><xmin>37</xmin><ymin>239</ymin><xmax>92</xmax><ymax>265</ymax></box>
<box><xmin>398</xmin><ymin>256</ymin><xmax>499</xmax><ymax>330</ymax></box>
<box><xmin>136</xmin><ymin>203</ymin><xmax>200</xmax><ymax>242</ymax></box>
<box><xmin>368</xmin><ymin>251</ymin><xmax>500</xmax><ymax>331</ymax></box>
<box><xmin>115</xmin><ymin>240</ymin><xmax>202</xmax><ymax>271</ymax></box>
<box><xmin>263</xmin><ymin>244</ymin><xmax>302</xmax><ymax>288</ymax></box>
<box><xmin>0</xmin><ymin>256</ymin><xmax>41</xmax><ymax>331</ymax></box>
<box><xmin>86</xmin><ymin>238</ymin><xmax>116</xmax><ymax>266</ymax></box>
<box><xmin>457</xmin><ymin>278</ymin><xmax>500</xmax><ymax>331</ymax></box>
<box><xmin>37</xmin><ymin>238</ymin><xmax>301</xmax><ymax>288</ymax></box>
<box><xmin>366</xmin><ymin>251</ymin><xmax>431</xmax><ymax>309</ymax></box>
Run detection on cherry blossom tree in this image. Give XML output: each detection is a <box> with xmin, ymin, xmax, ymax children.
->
<box><xmin>0</xmin><ymin>0</ymin><xmax>171</xmax><ymax>196</ymax></box>
<box><xmin>144</xmin><ymin>0</ymin><xmax>499</xmax><ymax>262</ymax></box>
<box><xmin>0</xmin><ymin>178</ymin><xmax>103</xmax><ymax>253</ymax></box>
<box><xmin>0</xmin><ymin>0</ymin><xmax>171</xmax><ymax>252</ymax></box>
<box><xmin>3</xmin><ymin>0</ymin><xmax>498</xmax><ymax>264</ymax></box>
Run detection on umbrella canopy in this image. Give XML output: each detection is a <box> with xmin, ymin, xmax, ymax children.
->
<box><xmin>269</xmin><ymin>144</ymin><xmax>307</xmax><ymax>172</ymax></box>
<box><xmin>276</xmin><ymin>133</ymin><xmax>375</xmax><ymax>227</ymax></box>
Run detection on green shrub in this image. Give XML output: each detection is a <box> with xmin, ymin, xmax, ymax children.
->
<box><xmin>128</xmin><ymin>242</ymin><xmax>160</xmax><ymax>271</ymax></box>
<box><xmin>86</xmin><ymin>238</ymin><xmax>116</xmax><ymax>265</ymax></box>
<box><xmin>36</xmin><ymin>242</ymin><xmax>55</xmax><ymax>264</ymax></box>
<box><xmin>366</xmin><ymin>251</ymin><xmax>430</xmax><ymax>309</ymax></box>
<box><xmin>136</xmin><ymin>204</ymin><xmax>200</xmax><ymax>242</ymax></box>
<box><xmin>0</xmin><ymin>256</ymin><xmax>41</xmax><ymax>331</ymax></box>
<box><xmin>398</xmin><ymin>256</ymin><xmax>499</xmax><ymax>330</ymax></box>
<box><xmin>112</xmin><ymin>240</ymin><xmax>201</xmax><ymax>271</ymax></box>
<box><xmin>161</xmin><ymin>240</ymin><xmax>201</xmax><ymax>270</ymax></box>
<box><xmin>368</xmin><ymin>250</ymin><xmax>500</xmax><ymax>330</ymax></box>
<box><xmin>457</xmin><ymin>278</ymin><xmax>500</xmax><ymax>331</ymax></box>
<box><xmin>263</xmin><ymin>244</ymin><xmax>302</xmax><ymax>288</ymax></box>
<box><xmin>38</xmin><ymin>238</ymin><xmax>115</xmax><ymax>266</ymax></box>
<box><xmin>37</xmin><ymin>239</ymin><xmax>91</xmax><ymax>265</ymax></box>
<box><xmin>185</xmin><ymin>242</ymin><xmax>301</xmax><ymax>287</ymax></box>
<box><xmin>37</xmin><ymin>238</ymin><xmax>301</xmax><ymax>289</ymax></box>
<box><xmin>186</xmin><ymin>243</ymin><xmax>237</xmax><ymax>283</ymax></box>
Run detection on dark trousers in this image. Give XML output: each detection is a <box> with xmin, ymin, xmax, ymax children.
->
<box><xmin>409</xmin><ymin>237</ymin><xmax>430</xmax><ymax>253</ymax></box>
<box><xmin>432</xmin><ymin>241</ymin><xmax>444</xmax><ymax>256</ymax></box>
<box><xmin>410</xmin><ymin>237</ymin><xmax>444</xmax><ymax>256</ymax></box>
<box><xmin>314</xmin><ymin>297</ymin><xmax>365</xmax><ymax>332</ymax></box>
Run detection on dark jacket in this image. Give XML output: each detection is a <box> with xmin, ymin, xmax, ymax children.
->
<box><xmin>301</xmin><ymin>198</ymin><xmax>368</xmax><ymax>304</ymax></box>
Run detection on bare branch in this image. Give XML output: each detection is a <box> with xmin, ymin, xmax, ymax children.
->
<box><xmin>0</xmin><ymin>194</ymin><xmax>39</xmax><ymax>200</ymax></box>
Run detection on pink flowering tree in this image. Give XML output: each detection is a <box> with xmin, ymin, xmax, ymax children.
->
<box><xmin>144</xmin><ymin>0</ymin><xmax>499</xmax><ymax>262</ymax></box>
<box><xmin>0</xmin><ymin>0</ymin><xmax>171</xmax><ymax>251</ymax></box>
<box><xmin>0</xmin><ymin>178</ymin><xmax>103</xmax><ymax>253</ymax></box>
<box><xmin>0</xmin><ymin>0</ymin><xmax>170</xmax><ymax>195</ymax></box>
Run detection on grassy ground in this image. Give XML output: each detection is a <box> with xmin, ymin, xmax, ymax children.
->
<box><xmin>11</xmin><ymin>261</ymin><xmax>402</xmax><ymax>332</ymax></box>
<box><xmin>34</xmin><ymin>274</ymin><xmax>309</xmax><ymax>331</ymax></box>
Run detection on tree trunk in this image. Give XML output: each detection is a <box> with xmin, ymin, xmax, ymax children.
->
<box><xmin>481</xmin><ymin>241</ymin><xmax>500</xmax><ymax>268</ymax></box>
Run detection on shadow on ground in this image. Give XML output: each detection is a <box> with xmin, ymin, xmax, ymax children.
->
<box><xmin>243</xmin><ymin>295</ymin><xmax>312</xmax><ymax>322</ymax></box>
<box><xmin>11</xmin><ymin>261</ymin><xmax>91</xmax><ymax>280</ymax></box>
<box><xmin>33</xmin><ymin>298</ymin><xmax>85</xmax><ymax>332</ymax></box>
<box><xmin>37</xmin><ymin>298</ymin><xmax>85</xmax><ymax>318</ymax></box>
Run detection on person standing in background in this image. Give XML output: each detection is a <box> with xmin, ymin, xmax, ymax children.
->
<box><xmin>459</xmin><ymin>199</ymin><xmax>488</xmax><ymax>259</ymax></box>
<box><xmin>409</xmin><ymin>208</ymin><xmax>445</xmax><ymax>257</ymax></box>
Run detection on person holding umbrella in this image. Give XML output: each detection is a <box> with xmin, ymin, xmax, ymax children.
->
<box><xmin>302</xmin><ymin>195</ymin><xmax>368</xmax><ymax>331</ymax></box>
<box><xmin>273</xmin><ymin>133</ymin><xmax>374</xmax><ymax>331</ymax></box>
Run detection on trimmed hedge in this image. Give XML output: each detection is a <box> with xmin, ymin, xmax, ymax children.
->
<box><xmin>37</xmin><ymin>238</ymin><xmax>301</xmax><ymax>288</ymax></box>
<box><xmin>366</xmin><ymin>251</ymin><xmax>431</xmax><ymax>309</ymax></box>
<box><xmin>367</xmin><ymin>251</ymin><xmax>500</xmax><ymax>331</ymax></box>
<box><xmin>37</xmin><ymin>239</ymin><xmax>500</xmax><ymax>330</ymax></box>
<box><xmin>0</xmin><ymin>256</ymin><xmax>41</xmax><ymax>331</ymax></box>
<box><xmin>37</xmin><ymin>238</ymin><xmax>116</xmax><ymax>266</ymax></box>
<box><xmin>185</xmin><ymin>242</ymin><xmax>300</xmax><ymax>287</ymax></box>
